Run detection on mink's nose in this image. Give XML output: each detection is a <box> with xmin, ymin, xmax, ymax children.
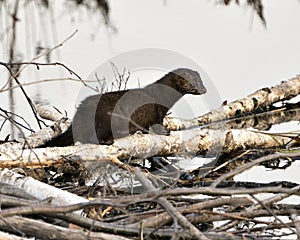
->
<box><xmin>197</xmin><ymin>82</ymin><xmax>207</xmax><ymax>95</ymax></box>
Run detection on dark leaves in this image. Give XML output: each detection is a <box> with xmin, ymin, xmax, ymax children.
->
<box><xmin>220</xmin><ymin>0</ymin><xmax>266</xmax><ymax>25</ymax></box>
<box><xmin>72</xmin><ymin>0</ymin><xmax>110</xmax><ymax>25</ymax></box>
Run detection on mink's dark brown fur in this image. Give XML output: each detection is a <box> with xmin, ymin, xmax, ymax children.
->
<box><xmin>40</xmin><ymin>68</ymin><xmax>206</xmax><ymax>147</ymax></box>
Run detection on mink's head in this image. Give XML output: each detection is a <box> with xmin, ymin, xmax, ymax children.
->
<box><xmin>172</xmin><ymin>68</ymin><xmax>207</xmax><ymax>95</ymax></box>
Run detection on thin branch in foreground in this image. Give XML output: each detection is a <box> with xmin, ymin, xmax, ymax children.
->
<box><xmin>250</xmin><ymin>194</ymin><xmax>298</xmax><ymax>236</ymax></box>
<box><xmin>0</xmin><ymin>108</ymin><xmax>35</xmax><ymax>133</ymax></box>
<box><xmin>3</xmin><ymin>61</ymin><xmax>102</xmax><ymax>93</ymax></box>
<box><xmin>0</xmin><ymin>216</ymin><xmax>131</xmax><ymax>240</ymax></box>
<box><xmin>1</xmin><ymin>78</ymin><xmax>97</xmax><ymax>93</ymax></box>
<box><xmin>5</xmin><ymin>61</ymin><xmax>82</xmax><ymax>81</ymax></box>
<box><xmin>0</xmin><ymin>30</ymin><xmax>79</xmax><ymax>91</ymax></box>
<box><xmin>0</xmin><ymin>30</ymin><xmax>79</xmax><ymax>131</ymax></box>
<box><xmin>211</xmin><ymin>151</ymin><xmax>300</xmax><ymax>188</ymax></box>
<box><xmin>135</xmin><ymin>168</ymin><xmax>209</xmax><ymax>240</ymax></box>
<box><xmin>0</xmin><ymin>62</ymin><xmax>43</xmax><ymax>129</ymax></box>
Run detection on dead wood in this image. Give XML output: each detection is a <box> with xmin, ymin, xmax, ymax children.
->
<box><xmin>1</xmin><ymin>74</ymin><xmax>300</xmax><ymax>239</ymax></box>
<box><xmin>197</xmin><ymin>75</ymin><xmax>300</xmax><ymax>124</ymax></box>
<box><xmin>0</xmin><ymin>216</ymin><xmax>131</xmax><ymax>240</ymax></box>
<box><xmin>0</xmin><ymin>230</ymin><xmax>30</xmax><ymax>240</ymax></box>
<box><xmin>134</xmin><ymin>168</ymin><xmax>209</xmax><ymax>240</ymax></box>
<box><xmin>127</xmin><ymin>197</ymin><xmax>253</xmax><ymax>229</ymax></box>
<box><xmin>1</xmin><ymin>128</ymin><xmax>298</xmax><ymax>170</ymax></box>
<box><xmin>0</xmin><ymin>169</ymin><xmax>88</xmax><ymax>212</ymax></box>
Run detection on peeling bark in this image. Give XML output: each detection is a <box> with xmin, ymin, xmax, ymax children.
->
<box><xmin>197</xmin><ymin>75</ymin><xmax>300</xmax><ymax>124</ymax></box>
<box><xmin>0</xmin><ymin>128</ymin><xmax>296</xmax><ymax>169</ymax></box>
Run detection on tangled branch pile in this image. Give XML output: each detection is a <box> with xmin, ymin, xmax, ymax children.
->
<box><xmin>0</xmin><ymin>61</ymin><xmax>300</xmax><ymax>239</ymax></box>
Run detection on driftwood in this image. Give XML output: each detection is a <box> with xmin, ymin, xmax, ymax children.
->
<box><xmin>1</xmin><ymin>74</ymin><xmax>300</xmax><ymax>239</ymax></box>
<box><xmin>0</xmin><ymin>128</ymin><xmax>297</xmax><ymax>169</ymax></box>
<box><xmin>166</xmin><ymin>102</ymin><xmax>300</xmax><ymax>133</ymax></box>
<box><xmin>0</xmin><ymin>230</ymin><xmax>32</xmax><ymax>240</ymax></box>
<box><xmin>0</xmin><ymin>169</ymin><xmax>88</xmax><ymax>212</ymax></box>
<box><xmin>0</xmin><ymin>216</ymin><xmax>131</xmax><ymax>240</ymax></box>
<box><xmin>198</xmin><ymin>75</ymin><xmax>300</xmax><ymax>124</ymax></box>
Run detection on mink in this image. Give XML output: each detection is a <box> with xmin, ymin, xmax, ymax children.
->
<box><xmin>40</xmin><ymin>68</ymin><xmax>207</xmax><ymax>147</ymax></box>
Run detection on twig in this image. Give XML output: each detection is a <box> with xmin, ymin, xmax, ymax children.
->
<box><xmin>290</xmin><ymin>211</ymin><xmax>300</xmax><ymax>237</ymax></box>
<box><xmin>0</xmin><ymin>62</ymin><xmax>44</xmax><ymax>129</ymax></box>
<box><xmin>110</xmin><ymin>61</ymin><xmax>130</xmax><ymax>91</ymax></box>
<box><xmin>218</xmin><ymin>184</ymin><xmax>300</xmax><ymax>233</ymax></box>
<box><xmin>0</xmin><ymin>108</ymin><xmax>35</xmax><ymax>133</ymax></box>
<box><xmin>3</xmin><ymin>61</ymin><xmax>102</xmax><ymax>93</ymax></box>
<box><xmin>128</xmin><ymin>197</ymin><xmax>252</xmax><ymax>229</ymax></box>
<box><xmin>188</xmin><ymin>209</ymin><xmax>300</xmax><ymax>224</ymax></box>
<box><xmin>134</xmin><ymin>168</ymin><xmax>209</xmax><ymax>240</ymax></box>
<box><xmin>0</xmin><ymin>78</ymin><xmax>96</xmax><ymax>93</ymax></box>
<box><xmin>134</xmin><ymin>185</ymin><xmax>300</xmax><ymax>200</ymax></box>
<box><xmin>0</xmin><ymin>201</ymin><xmax>127</xmax><ymax>218</ymax></box>
<box><xmin>5</xmin><ymin>61</ymin><xmax>82</xmax><ymax>80</ymax></box>
<box><xmin>1</xmin><ymin>22</ymin><xmax>78</xmax><ymax>134</ymax></box>
<box><xmin>35</xmin><ymin>211</ymin><xmax>240</xmax><ymax>240</ymax></box>
<box><xmin>250</xmin><ymin>194</ymin><xmax>297</xmax><ymax>235</ymax></box>
<box><xmin>0</xmin><ymin>30</ymin><xmax>79</xmax><ymax>91</ymax></box>
<box><xmin>0</xmin><ymin>216</ymin><xmax>131</xmax><ymax>240</ymax></box>
<box><xmin>211</xmin><ymin>151</ymin><xmax>300</xmax><ymax>188</ymax></box>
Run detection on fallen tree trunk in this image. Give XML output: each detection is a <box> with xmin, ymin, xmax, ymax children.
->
<box><xmin>0</xmin><ymin>169</ymin><xmax>88</xmax><ymax>212</ymax></box>
<box><xmin>0</xmin><ymin>128</ymin><xmax>297</xmax><ymax>168</ymax></box>
<box><xmin>197</xmin><ymin>75</ymin><xmax>300</xmax><ymax>124</ymax></box>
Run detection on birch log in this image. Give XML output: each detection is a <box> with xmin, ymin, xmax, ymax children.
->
<box><xmin>0</xmin><ymin>128</ymin><xmax>297</xmax><ymax>168</ymax></box>
<box><xmin>197</xmin><ymin>75</ymin><xmax>300</xmax><ymax>124</ymax></box>
<box><xmin>0</xmin><ymin>169</ymin><xmax>88</xmax><ymax>213</ymax></box>
<box><xmin>164</xmin><ymin>106</ymin><xmax>300</xmax><ymax>131</ymax></box>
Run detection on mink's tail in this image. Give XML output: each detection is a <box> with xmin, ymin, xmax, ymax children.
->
<box><xmin>38</xmin><ymin>126</ymin><xmax>74</xmax><ymax>148</ymax></box>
